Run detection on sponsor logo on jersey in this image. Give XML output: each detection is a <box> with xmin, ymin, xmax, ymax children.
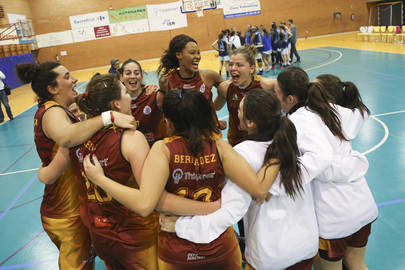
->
<box><xmin>187</xmin><ymin>253</ymin><xmax>205</xmax><ymax>261</ymax></box>
<box><xmin>184</xmin><ymin>172</ymin><xmax>215</xmax><ymax>181</ymax></box>
<box><xmin>172</xmin><ymin>168</ymin><xmax>183</xmax><ymax>184</ymax></box>
<box><xmin>182</xmin><ymin>84</ymin><xmax>196</xmax><ymax>90</ymax></box>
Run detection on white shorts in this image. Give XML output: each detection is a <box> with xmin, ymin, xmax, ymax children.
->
<box><xmin>263</xmin><ymin>50</ymin><xmax>271</xmax><ymax>55</ymax></box>
<box><xmin>255</xmin><ymin>52</ymin><xmax>263</xmax><ymax>60</ymax></box>
<box><xmin>219</xmin><ymin>55</ymin><xmax>230</xmax><ymax>62</ymax></box>
<box><xmin>281</xmin><ymin>48</ymin><xmax>289</xmax><ymax>55</ymax></box>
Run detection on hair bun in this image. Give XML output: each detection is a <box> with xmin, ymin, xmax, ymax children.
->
<box><xmin>16</xmin><ymin>63</ymin><xmax>39</xmax><ymax>84</ymax></box>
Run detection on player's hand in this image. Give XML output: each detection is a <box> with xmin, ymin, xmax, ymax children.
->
<box><xmin>218</xmin><ymin>120</ymin><xmax>227</xmax><ymax>130</ymax></box>
<box><xmin>144</xmin><ymin>84</ymin><xmax>159</xmax><ymax>95</ymax></box>
<box><xmin>159</xmin><ymin>214</ymin><xmax>179</xmax><ymax>233</ymax></box>
<box><xmin>83</xmin><ymin>154</ymin><xmax>105</xmax><ymax>185</ymax></box>
<box><xmin>111</xmin><ymin>111</ymin><xmax>137</xmax><ymax>129</ymax></box>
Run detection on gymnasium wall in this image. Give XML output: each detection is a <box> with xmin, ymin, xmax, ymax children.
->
<box><xmin>5</xmin><ymin>0</ymin><xmax>368</xmax><ymax>71</ymax></box>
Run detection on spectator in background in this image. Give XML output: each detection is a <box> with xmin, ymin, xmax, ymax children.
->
<box><xmin>108</xmin><ymin>58</ymin><xmax>120</xmax><ymax>74</ymax></box>
<box><xmin>0</xmin><ymin>70</ymin><xmax>14</xmax><ymax>123</ymax></box>
<box><xmin>229</xmin><ymin>30</ymin><xmax>242</xmax><ymax>51</ymax></box>
<box><xmin>288</xmin><ymin>19</ymin><xmax>301</xmax><ymax>63</ymax></box>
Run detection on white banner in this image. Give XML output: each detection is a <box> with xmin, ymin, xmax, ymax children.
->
<box><xmin>110</xmin><ymin>20</ymin><xmax>149</xmax><ymax>37</ymax></box>
<box><xmin>71</xmin><ymin>27</ymin><xmax>96</xmax><ymax>42</ymax></box>
<box><xmin>147</xmin><ymin>2</ymin><xmax>187</xmax><ymax>32</ymax></box>
<box><xmin>70</xmin><ymin>11</ymin><xmax>110</xmax><ymax>29</ymax></box>
<box><xmin>36</xmin><ymin>31</ymin><xmax>73</xmax><ymax>48</ymax></box>
<box><xmin>222</xmin><ymin>0</ymin><xmax>261</xmax><ymax>19</ymax></box>
<box><xmin>7</xmin><ymin>14</ymin><xmax>26</xmax><ymax>24</ymax></box>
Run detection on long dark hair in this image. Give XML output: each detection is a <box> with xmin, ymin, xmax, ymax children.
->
<box><xmin>16</xmin><ymin>61</ymin><xmax>61</xmax><ymax>104</ymax></box>
<box><xmin>316</xmin><ymin>74</ymin><xmax>370</xmax><ymax>117</ymax></box>
<box><xmin>277</xmin><ymin>66</ymin><xmax>347</xmax><ymax>141</ymax></box>
<box><xmin>243</xmin><ymin>89</ymin><xmax>302</xmax><ymax>198</ymax></box>
<box><xmin>75</xmin><ymin>73</ymin><xmax>122</xmax><ymax>116</ymax></box>
<box><xmin>162</xmin><ymin>89</ymin><xmax>219</xmax><ymax>156</ymax></box>
<box><xmin>158</xmin><ymin>34</ymin><xmax>197</xmax><ymax>75</ymax></box>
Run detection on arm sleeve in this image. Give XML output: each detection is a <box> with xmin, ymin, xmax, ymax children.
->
<box><xmin>175</xmin><ymin>144</ymin><xmax>256</xmax><ymax>244</ymax></box>
<box><xmin>292</xmin><ymin>114</ymin><xmax>334</xmax><ymax>185</ymax></box>
<box><xmin>0</xmin><ymin>71</ymin><xmax>5</xmax><ymax>80</ymax></box>
<box><xmin>175</xmin><ymin>180</ymin><xmax>252</xmax><ymax>244</ymax></box>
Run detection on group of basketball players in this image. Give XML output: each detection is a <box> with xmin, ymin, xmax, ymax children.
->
<box><xmin>212</xmin><ymin>21</ymin><xmax>300</xmax><ymax>79</ymax></box>
<box><xmin>15</xmin><ymin>32</ymin><xmax>377</xmax><ymax>270</ymax></box>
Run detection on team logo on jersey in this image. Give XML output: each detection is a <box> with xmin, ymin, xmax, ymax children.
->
<box><xmin>143</xmin><ymin>105</ymin><xmax>152</xmax><ymax>115</ymax></box>
<box><xmin>200</xmin><ymin>84</ymin><xmax>206</xmax><ymax>93</ymax></box>
<box><xmin>232</xmin><ymin>93</ymin><xmax>239</xmax><ymax>101</ymax></box>
<box><xmin>172</xmin><ymin>168</ymin><xmax>183</xmax><ymax>184</ymax></box>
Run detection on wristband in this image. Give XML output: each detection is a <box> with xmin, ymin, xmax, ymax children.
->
<box><xmin>101</xmin><ymin>111</ymin><xmax>112</xmax><ymax>126</ymax></box>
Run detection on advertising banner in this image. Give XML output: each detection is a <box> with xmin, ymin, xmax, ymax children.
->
<box><xmin>222</xmin><ymin>0</ymin><xmax>261</xmax><ymax>19</ymax></box>
<box><xmin>108</xmin><ymin>6</ymin><xmax>148</xmax><ymax>23</ymax></box>
<box><xmin>147</xmin><ymin>2</ymin><xmax>187</xmax><ymax>32</ymax></box>
<box><xmin>70</xmin><ymin>11</ymin><xmax>110</xmax><ymax>29</ymax></box>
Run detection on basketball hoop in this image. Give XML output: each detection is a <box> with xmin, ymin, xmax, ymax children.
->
<box><xmin>196</xmin><ymin>6</ymin><xmax>203</xmax><ymax>17</ymax></box>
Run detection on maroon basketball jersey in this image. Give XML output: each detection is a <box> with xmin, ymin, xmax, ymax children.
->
<box><xmin>159</xmin><ymin>136</ymin><xmax>237</xmax><ymax>265</ymax></box>
<box><xmin>131</xmin><ymin>87</ymin><xmax>165</xmax><ymax>146</ymax></box>
<box><xmin>34</xmin><ymin>101</ymin><xmax>81</xmax><ymax>218</ymax></box>
<box><xmin>226</xmin><ymin>76</ymin><xmax>262</xmax><ymax>146</ymax></box>
<box><xmin>168</xmin><ymin>70</ymin><xmax>220</xmax><ymax>127</ymax></box>
<box><xmin>70</xmin><ymin>126</ymin><xmax>158</xmax><ymax>250</ymax></box>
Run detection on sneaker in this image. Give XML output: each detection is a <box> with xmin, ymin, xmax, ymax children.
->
<box><xmin>271</xmin><ymin>65</ymin><xmax>275</xmax><ymax>70</ymax></box>
<box><xmin>10</xmin><ymin>117</ymin><xmax>14</xmax><ymax>121</ymax></box>
<box><xmin>294</xmin><ymin>60</ymin><xmax>301</xmax><ymax>63</ymax></box>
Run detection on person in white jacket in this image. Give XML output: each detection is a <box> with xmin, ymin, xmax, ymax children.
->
<box><xmin>162</xmin><ymin>68</ymin><xmax>372</xmax><ymax>269</ymax></box>
<box><xmin>274</xmin><ymin>67</ymin><xmax>377</xmax><ymax>270</ymax></box>
<box><xmin>161</xmin><ymin>89</ymin><xmax>320</xmax><ymax>270</ymax></box>
<box><xmin>314</xmin><ymin>74</ymin><xmax>376</xmax><ymax>270</ymax></box>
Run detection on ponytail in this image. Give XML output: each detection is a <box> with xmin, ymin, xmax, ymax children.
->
<box><xmin>75</xmin><ymin>73</ymin><xmax>121</xmax><ymax>116</ymax></box>
<box><xmin>306</xmin><ymin>82</ymin><xmax>347</xmax><ymax>141</ymax></box>
<box><xmin>263</xmin><ymin>116</ymin><xmax>303</xmax><ymax>198</ymax></box>
<box><xmin>16</xmin><ymin>61</ymin><xmax>61</xmax><ymax>104</ymax></box>
<box><xmin>342</xmin><ymin>81</ymin><xmax>370</xmax><ymax>117</ymax></box>
<box><xmin>316</xmin><ymin>74</ymin><xmax>370</xmax><ymax>118</ymax></box>
<box><xmin>243</xmin><ymin>89</ymin><xmax>302</xmax><ymax>199</ymax></box>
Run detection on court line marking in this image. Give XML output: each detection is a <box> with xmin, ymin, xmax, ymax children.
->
<box><xmin>0</xmin><ymin>168</ymin><xmax>39</xmax><ymax>177</ymax></box>
<box><xmin>0</xmin><ymin>175</ymin><xmax>37</xmax><ymax>222</ymax></box>
<box><xmin>1</xmin><ymin>145</ymin><xmax>35</xmax><ymax>174</ymax></box>
<box><xmin>0</xmin><ymin>259</ymin><xmax>57</xmax><ymax>270</ymax></box>
<box><xmin>373</xmin><ymin>110</ymin><xmax>405</xmax><ymax>117</ymax></box>
<box><xmin>362</xmin><ymin>116</ymin><xmax>389</xmax><ymax>156</ymax></box>
<box><xmin>304</xmin><ymin>48</ymin><xmax>343</xmax><ymax>71</ymax></box>
<box><xmin>0</xmin><ymin>196</ymin><xmax>42</xmax><ymax>213</ymax></box>
<box><xmin>377</xmin><ymin>198</ymin><xmax>405</xmax><ymax>207</ymax></box>
<box><xmin>0</xmin><ymin>231</ymin><xmax>45</xmax><ymax>267</ymax></box>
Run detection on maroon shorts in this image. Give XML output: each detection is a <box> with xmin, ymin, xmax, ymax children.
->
<box><xmin>286</xmin><ymin>256</ymin><xmax>316</xmax><ymax>270</ymax></box>
<box><xmin>245</xmin><ymin>256</ymin><xmax>315</xmax><ymax>270</ymax></box>
<box><xmin>318</xmin><ymin>223</ymin><xmax>372</xmax><ymax>261</ymax></box>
